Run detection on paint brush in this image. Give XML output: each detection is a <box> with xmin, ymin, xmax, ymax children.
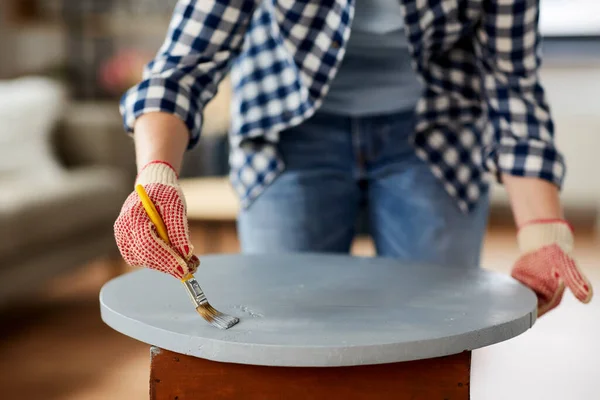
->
<box><xmin>135</xmin><ymin>184</ymin><xmax>239</xmax><ymax>330</ymax></box>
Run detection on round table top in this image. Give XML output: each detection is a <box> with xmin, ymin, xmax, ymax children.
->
<box><xmin>100</xmin><ymin>253</ymin><xmax>536</xmax><ymax>367</ymax></box>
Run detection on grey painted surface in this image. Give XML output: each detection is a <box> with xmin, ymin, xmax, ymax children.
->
<box><xmin>100</xmin><ymin>253</ymin><xmax>537</xmax><ymax>367</ymax></box>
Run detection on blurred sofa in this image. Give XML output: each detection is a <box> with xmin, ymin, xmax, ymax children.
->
<box><xmin>0</xmin><ymin>77</ymin><xmax>135</xmax><ymax>306</ymax></box>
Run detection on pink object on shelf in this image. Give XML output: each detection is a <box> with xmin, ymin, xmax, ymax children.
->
<box><xmin>98</xmin><ymin>49</ymin><xmax>152</xmax><ymax>93</ymax></box>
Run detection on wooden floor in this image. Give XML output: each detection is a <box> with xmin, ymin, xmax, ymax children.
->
<box><xmin>0</xmin><ymin>225</ymin><xmax>597</xmax><ymax>400</ymax></box>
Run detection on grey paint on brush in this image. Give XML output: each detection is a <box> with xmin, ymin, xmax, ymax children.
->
<box><xmin>100</xmin><ymin>253</ymin><xmax>537</xmax><ymax>367</ymax></box>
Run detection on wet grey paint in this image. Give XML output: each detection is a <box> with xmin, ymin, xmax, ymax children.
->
<box><xmin>100</xmin><ymin>253</ymin><xmax>536</xmax><ymax>367</ymax></box>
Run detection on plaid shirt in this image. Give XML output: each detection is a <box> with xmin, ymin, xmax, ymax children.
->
<box><xmin>120</xmin><ymin>0</ymin><xmax>564</xmax><ymax>212</ymax></box>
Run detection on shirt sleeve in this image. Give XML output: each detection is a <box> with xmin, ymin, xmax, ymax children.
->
<box><xmin>477</xmin><ymin>0</ymin><xmax>565</xmax><ymax>188</ymax></box>
<box><xmin>119</xmin><ymin>0</ymin><xmax>260</xmax><ymax>149</ymax></box>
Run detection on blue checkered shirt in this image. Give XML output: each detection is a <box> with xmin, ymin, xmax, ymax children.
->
<box><xmin>120</xmin><ymin>0</ymin><xmax>564</xmax><ymax>212</ymax></box>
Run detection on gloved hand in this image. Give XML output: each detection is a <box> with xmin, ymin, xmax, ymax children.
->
<box><xmin>114</xmin><ymin>161</ymin><xmax>199</xmax><ymax>279</ymax></box>
<box><xmin>511</xmin><ymin>220</ymin><xmax>593</xmax><ymax>317</ymax></box>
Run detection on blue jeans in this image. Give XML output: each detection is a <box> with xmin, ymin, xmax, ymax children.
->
<box><xmin>237</xmin><ymin>110</ymin><xmax>489</xmax><ymax>268</ymax></box>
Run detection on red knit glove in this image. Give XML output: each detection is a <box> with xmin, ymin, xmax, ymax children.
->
<box><xmin>511</xmin><ymin>220</ymin><xmax>593</xmax><ymax>317</ymax></box>
<box><xmin>114</xmin><ymin>161</ymin><xmax>198</xmax><ymax>279</ymax></box>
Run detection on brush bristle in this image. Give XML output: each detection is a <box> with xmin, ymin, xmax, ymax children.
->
<box><xmin>196</xmin><ymin>304</ymin><xmax>240</xmax><ymax>329</ymax></box>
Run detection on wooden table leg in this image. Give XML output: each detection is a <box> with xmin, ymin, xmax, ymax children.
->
<box><xmin>150</xmin><ymin>347</ymin><xmax>471</xmax><ymax>399</ymax></box>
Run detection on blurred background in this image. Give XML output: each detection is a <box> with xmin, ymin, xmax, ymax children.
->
<box><xmin>0</xmin><ymin>1</ymin><xmax>598</xmax><ymax>399</ymax></box>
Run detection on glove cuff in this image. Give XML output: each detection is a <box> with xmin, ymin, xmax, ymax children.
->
<box><xmin>136</xmin><ymin>161</ymin><xmax>178</xmax><ymax>187</ymax></box>
<box><xmin>517</xmin><ymin>220</ymin><xmax>573</xmax><ymax>254</ymax></box>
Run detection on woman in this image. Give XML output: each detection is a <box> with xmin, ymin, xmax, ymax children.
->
<box><xmin>114</xmin><ymin>0</ymin><xmax>592</xmax><ymax>317</ymax></box>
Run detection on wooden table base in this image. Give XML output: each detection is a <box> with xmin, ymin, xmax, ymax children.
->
<box><xmin>150</xmin><ymin>347</ymin><xmax>471</xmax><ymax>399</ymax></box>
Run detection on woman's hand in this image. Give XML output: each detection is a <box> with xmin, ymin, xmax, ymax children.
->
<box><xmin>114</xmin><ymin>161</ymin><xmax>199</xmax><ymax>279</ymax></box>
<box><xmin>512</xmin><ymin>220</ymin><xmax>593</xmax><ymax>317</ymax></box>
<box><xmin>503</xmin><ymin>175</ymin><xmax>593</xmax><ymax>316</ymax></box>
<box><xmin>114</xmin><ymin>112</ymin><xmax>196</xmax><ymax>279</ymax></box>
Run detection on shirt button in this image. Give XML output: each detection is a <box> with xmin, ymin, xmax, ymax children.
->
<box><xmin>331</xmin><ymin>40</ymin><xmax>341</xmax><ymax>49</ymax></box>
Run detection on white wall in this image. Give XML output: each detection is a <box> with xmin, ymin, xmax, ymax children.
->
<box><xmin>540</xmin><ymin>0</ymin><xmax>600</xmax><ymax>36</ymax></box>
